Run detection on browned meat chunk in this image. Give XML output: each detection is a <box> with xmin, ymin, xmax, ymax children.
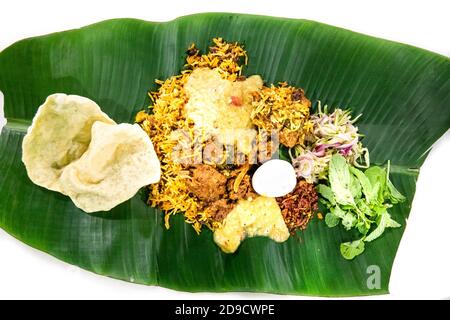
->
<box><xmin>189</xmin><ymin>165</ymin><xmax>227</xmax><ymax>202</ymax></box>
<box><xmin>207</xmin><ymin>199</ymin><xmax>235</xmax><ymax>222</ymax></box>
<box><xmin>227</xmin><ymin>174</ymin><xmax>257</xmax><ymax>201</ymax></box>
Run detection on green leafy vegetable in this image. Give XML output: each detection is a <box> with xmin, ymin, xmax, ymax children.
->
<box><xmin>365</xmin><ymin>211</ymin><xmax>387</xmax><ymax>242</ymax></box>
<box><xmin>342</xmin><ymin>211</ymin><xmax>357</xmax><ymax>230</ymax></box>
<box><xmin>387</xmin><ymin>179</ymin><xmax>406</xmax><ymax>204</ymax></box>
<box><xmin>332</xmin><ymin>205</ymin><xmax>346</xmax><ymax>219</ymax></box>
<box><xmin>340</xmin><ymin>239</ymin><xmax>365</xmax><ymax>260</ymax></box>
<box><xmin>329</xmin><ymin>155</ymin><xmax>356</xmax><ymax>207</ymax></box>
<box><xmin>317</xmin><ymin>184</ymin><xmax>336</xmax><ymax>205</ymax></box>
<box><xmin>325</xmin><ymin>212</ymin><xmax>340</xmax><ymax>227</ymax></box>
<box><xmin>350</xmin><ymin>166</ymin><xmax>374</xmax><ymax>203</ymax></box>
<box><xmin>364</xmin><ymin>166</ymin><xmax>386</xmax><ymax>202</ymax></box>
<box><xmin>350</xmin><ymin>174</ymin><xmax>362</xmax><ymax>199</ymax></box>
<box><xmin>365</xmin><ymin>211</ymin><xmax>401</xmax><ymax>242</ymax></box>
<box><xmin>385</xmin><ymin>162</ymin><xmax>407</xmax><ymax>204</ymax></box>
<box><xmin>321</xmin><ymin>154</ymin><xmax>405</xmax><ymax>259</ymax></box>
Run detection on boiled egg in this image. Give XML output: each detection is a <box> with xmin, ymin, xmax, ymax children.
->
<box><xmin>252</xmin><ymin>159</ymin><xmax>297</xmax><ymax>197</ymax></box>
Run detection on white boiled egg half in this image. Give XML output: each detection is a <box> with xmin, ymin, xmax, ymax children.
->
<box><xmin>252</xmin><ymin>159</ymin><xmax>297</xmax><ymax>197</ymax></box>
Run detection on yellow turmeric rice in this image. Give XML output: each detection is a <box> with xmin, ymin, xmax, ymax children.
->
<box><xmin>136</xmin><ymin>38</ymin><xmax>313</xmax><ymax>234</ymax></box>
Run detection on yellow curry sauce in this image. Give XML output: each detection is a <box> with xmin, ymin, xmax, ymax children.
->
<box><xmin>213</xmin><ymin>196</ymin><xmax>289</xmax><ymax>253</ymax></box>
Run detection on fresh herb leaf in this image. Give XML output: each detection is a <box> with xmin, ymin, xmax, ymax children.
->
<box><xmin>350</xmin><ymin>174</ymin><xmax>362</xmax><ymax>199</ymax></box>
<box><xmin>364</xmin><ymin>166</ymin><xmax>387</xmax><ymax>202</ymax></box>
<box><xmin>342</xmin><ymin>211</ymin><xmax>356</xmax><ymax>230</ymax></box>
<box><xmin>365</xmin><ymin>210</ymin><xmax>389</xmax><ymax>242</ymax></box>
<box><xmin>365</xmin><ymin>211</ymin><xmax>401</xmax><ymax>242</ymax></box>
<box><xmin>317</xmin><ymin>155</ymin><xmax>404</xmax><ymax>259</ymax></box>
<box><xmin>329</xmin><ymin>155</ymin><xmax>355</xmax><ymax>207</ymax></box>
<box><xmin>317</xmin><ymin>184</ymin><xmax>335</xmax><ymax>205</ymax></box>
<box><xmin>386</xmin><ymin>216</ymin><xmax>401</xmax><ymax>228</ymax></box>
<box><xmin>386</xmin><ymin>179</ymin><xmax>406</xmax><ymax>204</ymax></box>
<box><xmin>340</xmin><ymin>239</ymin><xmax>365</xmax><ymax>260</ymax></box>
<box><xmin>356</xmin><ymin>220</ymin><xmax>370</xmax><ymax>235</ymax></box>
<box><xmin>350</xmin><ymin>166</ymin><xmax>374</xmax><ymax>203</ymax></box>
<box><xmin>325</xmin><ymin>212</ymin><xmax>340</xmax><ymax>227</ymax></box>
<box><xmin>356</xmin><ymin>199</ymin><xmax>374</xmax><ymax>218</ymax></box>
<box><xmin>384</xmin><ymin>161</ymin><xmax>406</xmax><ymax>204</ymax></box>
<box><xmin>332</xmin><ymin>205</ymin><xmax>346</xmax><ymax>219</ymax></box>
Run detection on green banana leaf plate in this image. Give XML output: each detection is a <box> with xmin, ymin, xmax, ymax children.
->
<box><xmin>0</xmin><ymin>13</ymin><xmax>449</xmax><ymax>297</ymax></box>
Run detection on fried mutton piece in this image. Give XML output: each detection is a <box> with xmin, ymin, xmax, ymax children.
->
<box><xmin>188</xmin><ymin>164</ymin><xmax>227</xmax><ymax>202</ymax></box>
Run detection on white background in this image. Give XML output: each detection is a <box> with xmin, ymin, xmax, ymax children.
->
<box><xmin>0</xmin><ymin>0</ymin><xmax>449</xmax><ymax>300</ymax></box>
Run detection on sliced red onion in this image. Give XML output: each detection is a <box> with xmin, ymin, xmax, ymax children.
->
<box><xmin>293</xmin><ymin>155</ymin><xmax>314</xmax><ymax>179</ymax></box>
<box><xmin>313</xmin><ymin>144</ymin><xmax>326</xmax><ymax>157</ymax></box>
<box><xmin>337</xmin><ymin>137</ymin><xmax>358</xmax><ymax>150</ymax></box>
<box><xmin>339</xmin><ymin>145</ymin><xmax>353</xmax><ymax>156</ymax></box>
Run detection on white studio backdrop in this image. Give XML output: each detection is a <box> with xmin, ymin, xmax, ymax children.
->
<box><xmin>0</xmin><ymin>0</ymin><xmax>449</xmax><ymax>299</ymax></box>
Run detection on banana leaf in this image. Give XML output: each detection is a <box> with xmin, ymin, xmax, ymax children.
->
<box><xmin>0</xmin><ymin>13</ymin><xmax>449</xmax><ymax>297</ymax></box>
